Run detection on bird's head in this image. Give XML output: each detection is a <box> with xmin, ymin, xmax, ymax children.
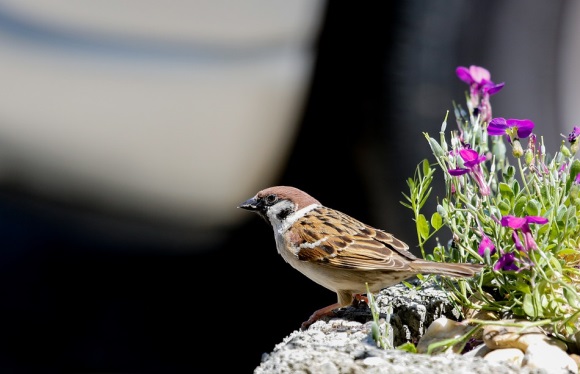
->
<box><xmin>238</xmin><ymin>186</ymin><xmax>321</xmax><ymax>227</ymax></box>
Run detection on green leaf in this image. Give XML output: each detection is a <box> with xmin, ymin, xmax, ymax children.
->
<box><xmin>547</xmin><ymin>253</ymin><xmax>562</xmax><ymax>273</ymax></box>
<box><xmin>523</xmin><ymin>293</ymin><xmax>537</xmax><ymax>318</ymax></box>
<box><xmin>513</xmin><ymin>282</ymin><xmax>531</xmax><ymax>294</ymax></box>
<box><xmin>540</xmin><ymin>293</ymin><xmax>549</xmax><ymax>310</ymax></box>
<box><xmin>371</xmin><ymin>322</ymin><xmax>381</xmax><ymax>344</ymax></box>
<box><xmin>401</xmin><ymin>280</ymin><xmax>415</xmax><ymax>289</ymax></box>
<box><xmin>568</xmin><ymin>205</ymin><xmax>577</xmax><ymax>220</ymax></box>
<box><xmin>431</xmin><ymin>212</ymin><xmax>443</xmax><ymax>230</ymax></box>
<box><xmin>514</xmin><ymin>196</ymin><xmax>527</xmax><ymax>216</ymax></box>
<box><xmin>540</xmin><ymin>185</ymin><xmax>550</xmax><ymax>202</ymax></box>
<box><xmin>417</xmin><ymin>214</ymin><xmax>429</xmax><ymax>240</ymax></box>
<box><xmin>557</xmin><ymin>205</ymin><xmax>568</xmax><ymax>224</ymax></box>
<box><xmin>511</xmin><ymin>306</ymin><xmax>525</xmax><ymax>316</ymax></box>
<box><xmin>558</xmin><ymin>248</ymin><xmax>579</xmax><ymax>256</ymax></box>
<box><xmin>498</xmin><ymin>182</ymin><xmax>513</xmax><ymax>198</ymax></box>
<box><xmin>533</xmin><ymin>288</ymin><xmax>545</xmax><ymax>317</ymax></box>
<box><xmin>571</xmin><ymin>159</ymin><xmax>580</xmax><ymax>181</ymax></box>
<box><xmin>512</xmin><ymin>180</ymin><xmax>520</xmax><ymax>196</ymax></box>
<box><xmin>548</xmin><ymin>225</ymin><xmax>561</xmax><ymax>241</ymax></box>
<box><xmin>422</xmin><ymin>159</ymin><xmax>431</xmax><ymax>177</ymax></box>
<box><xmin>564</xmin><ymin>287</ymin><xmax>580</xmax><ymax>309</ymax></box>
<box><xmin>397</xmin><ymin>342</ymin><xmax>417</xmax><ymax>353</ymax></box>
<box><xmin>525</xmin><ymin>199</ymin><xmax>541</xmax><ymax>216</ymax></box>
<box><xmin>418</xmin><ymin>187</ymin><xmax>433</xmax><ymax>209</ymax></box>
<box><xmin>498</xmin><ymin>200</ymin><xmax>511</xmax><ymax>216</ymax></box>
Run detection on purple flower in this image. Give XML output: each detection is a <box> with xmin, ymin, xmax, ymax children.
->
<box><xmin>567</xmin><ymin>126</ymin><xmax>580</xmax><ymax>153</ymax></box>
<box><xmin>456</xmin><ymin>66</ymin><xmax>504</xmax><ymax>95</ymax></box>
<box><xmin>511</xmin><ymin>231</ymin><xmax>524</xmax><ymax>252</ymax></box>
<box><xmin>478</xmin><ymin>235</ymin><xmax>496</xmax><ymax>256</ymax></box>
<box><xmin>493</xmin><ymin>252</ymin><xmax>519</xmax><ymax>271</ymax></box>
<box><xmin>501</xmin><ymin>215</ymin><xmax>548</xmax><ymax>251</ymax></box>
<box><xmin>501</xmin><ymin>215</ymin><xmax>548</xmax><ymax>229</ymax></box>
<box><xmin>567</xmin><ymin>126</ymin><xmax>580</xmax><ymax>143</ymax></box>
<box><xmin>449</xmin><ymin>148</ymin><xmax>490</xmax><ymax>195</ymax></box>
<box><xmin>456</xmin><ymin>65</ymin><xmax>504</xmax><ymax>122</ymax></box>
<box><xmin>574</xmin><ymin>173</ymin><xmax>580</xmax><ymax>185</ymax></box>
<box><xmin>491</xmin><ymin>215</ymin><xmax>547</xmax><ymax>272</ymax></box>
<box><xmin>488</xmin><ymin>118</ymin><xmax>535</xmax><ymax>157</ymax></box>
<box><xmin>488</xmin><ymin>118</ymin><xmax>535</xmax><ymax>141</ymax></box>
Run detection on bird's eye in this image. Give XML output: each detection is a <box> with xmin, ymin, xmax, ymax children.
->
<box><xmin>264</xmin><ymin>194</ymin><xmax>278</xmax><ymax>205</ymax></box>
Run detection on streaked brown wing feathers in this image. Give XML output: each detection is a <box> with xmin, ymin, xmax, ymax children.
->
<box><xmin>290</xmin><ymin>207</ymin><xmax>416</xmax><ymax>270</ymax></box>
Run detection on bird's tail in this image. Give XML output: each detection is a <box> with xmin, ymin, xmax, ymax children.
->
<box><xmin>411</xmin><ymin>260</ymin><xmax>484</xmax><ymax>278</ymax></box>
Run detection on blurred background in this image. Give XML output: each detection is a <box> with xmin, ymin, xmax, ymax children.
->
<box><xmin>0</xmin><ymin>0</ymin><xmax>577</xmax><ymax>372</ymax></box>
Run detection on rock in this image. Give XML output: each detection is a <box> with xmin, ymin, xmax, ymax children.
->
<box><xmin>255</xmin><ymin>282</ymin><xmax>548</xmax><ymax>373</ymax></box>
<box><xmin>484</xmin><ymin>348</ymin><xmax>524</xmax><ymax>367</ymax></box>
<box><xmin>522</xmin><ymin>341</ymin><xmax>578</xmax><ymax>374</ymax></box>
<box><xmin>482</xmin><ymin>321</ymin><xmax>568</xmax><ymax>352</ymax></box>
<box><xmin>416</xmin><ymin>317</ymin><xmax>474</xmax><ymax>354</ymax></box>
<box><xmin>331</xmin><ymin>280</ymin><xmax>462</xmax><ymax>347</ymax></box>
<box><xmin>254</xmin><ymin>319</ymin><xmax>544</xmax><ymax>374</ymax></box>
<box><xmin>571</xmin><ymin>354</ymin><xmax>580</xmax><ymax>369</ymax></box>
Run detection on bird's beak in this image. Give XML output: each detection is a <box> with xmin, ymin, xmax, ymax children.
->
<box><xmin>238</xmin><ymin>197</ymin><xmax>259</xmax><ymax>211</ymax></box>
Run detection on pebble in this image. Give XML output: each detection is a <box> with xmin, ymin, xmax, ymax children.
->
<box><xmin>416</xmin><ymin>316</ymin><xmax>473</xmax><ymax>354</ymax></box>
<box><xmin>483</xmin><ymin>348</ymin><xmax>524</xmax><ymax>367</ymax></box>
<box><xmin>522</xmin><ymin>341</ymin><xmax>578</xmax><ymax>373</ymax></box>
<box><xmin>482</xmin><ymin>320</ymin><xmax>568</xmax><ymax>352</ymax></box>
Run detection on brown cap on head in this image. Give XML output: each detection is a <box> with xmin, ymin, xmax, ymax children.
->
<box><xmin>256</xmin><ymin>186</ymin><xmax>321</xmax><ymax>211</ymax></box>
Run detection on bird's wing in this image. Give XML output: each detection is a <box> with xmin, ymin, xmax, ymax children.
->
<box><xmin>288</xmin><ymin>206</ymin><xmax>417</xmax><ymax>271</ymax></box>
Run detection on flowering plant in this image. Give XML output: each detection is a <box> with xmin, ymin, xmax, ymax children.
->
<box><xmin>403</xmin><ymin>65</ymin><xmax>580</xmax><ymax>344</ymax></box>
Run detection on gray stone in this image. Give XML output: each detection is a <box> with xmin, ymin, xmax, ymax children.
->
<box><xmin>255</xmin><ymin>281</ymin><xmax>548</xmax><ymax>373</ymax></box>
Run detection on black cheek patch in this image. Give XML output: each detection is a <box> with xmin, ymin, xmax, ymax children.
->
<box><xmin>276</xmin><ymin>208</ymin><xmax>292</xmax><ymax>221</ymax></box>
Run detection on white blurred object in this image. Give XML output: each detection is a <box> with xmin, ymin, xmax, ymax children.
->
<box><xmin>0</xmin><ymin>0</ymin><xmax>325</xmax><ymax>243</ymax></box>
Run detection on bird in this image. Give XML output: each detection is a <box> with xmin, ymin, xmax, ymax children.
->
<box><xmin>238</xmin><ymin>186</ymin><xmax>484</xmax><ymax>330</ymax></box>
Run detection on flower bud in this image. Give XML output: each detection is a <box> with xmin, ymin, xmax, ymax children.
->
<box><xmin>561</xmin><ymin>145</ymin><xmax>571</xmax><ymax>157</ymax></box>
<box><xmin>512</xmin><ymin>139</ymin><xmax>524</xmax><ymax>157</ymax></box>
<box><xmin>437</xmin><ymin>204</ymin><xmax>448</xmax><ymax>220</ymax></box>
<box><xmin>524</xmin><ymin>149</ymin><xmax>534</xmax><ymax>165</ymax></box>
<box><xmin>427</xmin><ymin>137</ymin><xmax>445</xmax><ymax>158</ymax></box>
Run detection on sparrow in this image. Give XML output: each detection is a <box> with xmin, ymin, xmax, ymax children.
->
<box><xmin>238</xmin><ymin>186</ymin><xmax>484</xmax><ymax>330</ymax></box>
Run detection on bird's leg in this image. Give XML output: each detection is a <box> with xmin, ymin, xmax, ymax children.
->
<box><xmin>300</xmin><ymin>302</ymin><xmax>342</xmax><ymax>330</ymax></box>
<box><xmin>301</xmin><ymin>292</ymin><xmax>370</xmax><ymax>330</ymax></box>
<box><xmin>352</xmin><ymin>293</ymin><xmax>369</xmax><ymax>306</ymax></box>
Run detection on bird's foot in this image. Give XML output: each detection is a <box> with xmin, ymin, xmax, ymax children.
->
<box><xmin>300</xmin><ymin>302</ymin><xmax>341</xmax><ymax>331</ymax></box>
